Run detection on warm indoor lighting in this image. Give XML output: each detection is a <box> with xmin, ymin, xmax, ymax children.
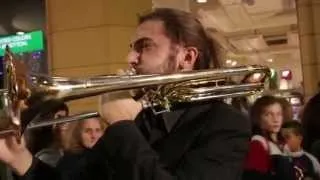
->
<box><xmin>252</xmin><ymin>73</ymin><xmax>262</xmax><ymax>80</ymax></box>
<box><xmin>196</xmin><ymin>0</ymin><xmax>207</xmax><ymax>3</ymax></box>
<box><xmin>290</xmin><ymin>97</ymin><xmax>301</xmax><ymax>105</ymax></box>
<box><xmin>282</xmin><ymin>70</ymin><xmax>290</xmax><ymax>77</ymax></box>
<box><xmin>266</xmin><ymin>58</ymin><xmax>273</xmax><ymax>62</ymax></box>
<box><xmin>231</xmin><ymin>61</ymin><xmax>237</xmax><ymax>66</ymax></box>
<box><xmin>16</xmin><ymin>31</ymin><xmax>25</xmax><ymax>35</ymax></box>
<box><xmin>226</xmin><ymin>59</ymin><xmax>232</xmax><ymax>64</ymax></box>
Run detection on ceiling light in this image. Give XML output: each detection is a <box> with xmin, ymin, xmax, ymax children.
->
<box><xmin>226</xmin><ymin>59</ymin><xmax>232</xmax><ymax>64</ymax></box>
<box><xmin>16</xmin><ymin>31</ymin><xmax>25</xmax><ymax>35</ymax></box>
<box><xmin>196</xmin><ymin>0</ymin><xmax>207</xmax><ymax>3</ymax></box>
<box><xmin>267</xmin><ymin>58</ymin><xmax>273</xmax><ymax>62</ymax></box>
<box><xmin>231</xmin><ymin>61</ymin><xmax>237</xmax><ymax>66</ymax></box>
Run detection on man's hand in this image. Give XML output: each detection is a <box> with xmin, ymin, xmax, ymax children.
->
<box><xmin>0</xmin><ymin>134</ymin><xmax>32</xmax><ymax>176</ymax></box>
<box><xmin>99</xmin><ymin>91</ymin><xmax>143</xmax><ymax>125</ymax></box>
<box><xmin>0</xmin><ymin>100</ymin><xmax>33</xmax><ymax>176</ymax></box>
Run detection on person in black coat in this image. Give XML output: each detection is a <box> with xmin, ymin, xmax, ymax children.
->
<box><xmin>0</xmin><ymin>8</ymin><xmax>251</xmax><ymax>180</ymax></box>
<box><xmin>301</xmin><ymin>92</ymin><xmax>320</xmax><ymax>162</ymax></box>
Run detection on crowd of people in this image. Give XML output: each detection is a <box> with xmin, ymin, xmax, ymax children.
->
<box><xmin>3</xmin><ymin>92</ymin><xmax>320</xmax><ymax>180</ymax></box>
<box><xmin>0</xmin><ymin>98</ymin><xmax>106</xmax><ymax>180</ymax></box>
<box><xmin>240</xmin><ymin>95</ymin><xmax>320</xmax><ymax>180</ymax></box>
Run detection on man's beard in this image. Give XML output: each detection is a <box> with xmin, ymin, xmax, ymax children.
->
<box><xmin>131</xmin><ymin>50</ymin><xmax>179</xmax><ymax>100</ymax></box>
<box><xmin>162</xmin><ymin>50</ymin><xmax>178</xmax><ymax>74</ymax></box>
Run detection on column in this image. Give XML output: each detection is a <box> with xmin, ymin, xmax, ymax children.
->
<box><xmin>45</xmin><ymin>0</ymin><xmax>151</xmax><ymax>114</ymax></box>
<box><xmin>297</xmin><ymin>0</ymin><xmax>320</xmax><ymax>100</ymax></box>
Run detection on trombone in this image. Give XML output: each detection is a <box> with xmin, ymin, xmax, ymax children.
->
<box><xmin>0</xmin><ymin>46</ymin><xmax>271</xmax><ymax>137</ymax></box>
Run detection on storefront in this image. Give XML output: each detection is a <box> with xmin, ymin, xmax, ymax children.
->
<box><xmin>0</xmin><ymin>30</ymin><xmax>48</xmax><ymax>77</ymax></box>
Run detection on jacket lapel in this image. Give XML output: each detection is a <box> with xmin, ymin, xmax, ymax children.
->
<box><xmin>156</xmin><ymin>102</ymin><xmax>214</xmax><ymax>170</ymax></box>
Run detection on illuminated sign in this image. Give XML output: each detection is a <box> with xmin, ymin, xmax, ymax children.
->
<box><xmin>0</xmin><ymin>30</ymin><xmax>44</xmax><ymax>56</ymax></box>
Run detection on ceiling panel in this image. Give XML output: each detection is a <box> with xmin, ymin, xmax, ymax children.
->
<box><xmin>198</xmin><ymin>9</ymin><xmax>236</xmax><ymax>32</ymax></box>
<box><xmin>157</xmin><ymin>0</ymin><xmax>300</xmax><ymax>74</ymax></box>
<box><xmin>250</xmin><ymin>12</ymin><xmax>297</xmax><ymax>28</ymax></box>
<box><xmin>218</xmin><ymin>0</ymin><xmax>241</xmax><ymax>6</ymax></box>
<box><xmin>229</xmin><ymin>36</ymin><xmax>268</xmax><ymax>52</ymax></box>
<box><xmin>246</xmin><ymin>36</ymin><xmax>269</xmax><ymax>50</ymax></box>
<box><xmin>243</xmin><ymin>0</ymin><xmax>283</xmax><ymax>14</ymax></box>
<box><xmin>0</xmin><ymin>0</ymin><xmax>45</xmax><ymax>36</ymax></box>
<box><xmin>229</xmin><ymin>39</ymin><xmax>252</xmax><ymax>51</ymax></box>
<box><xmin>223</xmin><ymin>4</ymin><xmax>253</xmax><ymax>28</ymax></box>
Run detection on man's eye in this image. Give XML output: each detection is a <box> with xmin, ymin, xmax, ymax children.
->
<box><xmin>133</xmin><ymin>40</ymin><xmax>154</xmax><ymax>53</ymax></box>
<box><xmin>133</xmin><ymin>43</ymin><xmax>143</xmax><ymax>53</ymax></box>
<box><xmin>139</xmin><ymin>42</ymin><xmax>153</xmax><ymax>52</ymax></box>
<box><xmin>142</xmin><ymin>42</ymin><xmax>152</xmax><ymax>48</ymax></box>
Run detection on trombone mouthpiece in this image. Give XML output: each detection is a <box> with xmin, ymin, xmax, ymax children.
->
<box><xmin>116</xmin><ymin>68</ymin><xmax>136</xmax><ymax>76</ymax></box>
<box><xmin>126</xmin><ymin>68</ymin><xmax>137</xmax><ymax>76</ymax></box>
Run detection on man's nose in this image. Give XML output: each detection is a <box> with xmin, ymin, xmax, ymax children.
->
<box><xmin>127</xmin><ymin>50</ymin><xmax>140</xmax><ymax>67</ymax></box>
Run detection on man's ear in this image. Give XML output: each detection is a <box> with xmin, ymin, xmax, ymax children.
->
<box><xmin>178</xmin><ymin>47</ymin><xmax>199</xmax><ymax>71</ymax></box>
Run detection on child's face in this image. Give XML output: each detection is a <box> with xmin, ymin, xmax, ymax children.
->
<box><xmin>260</xmin><ymin>103</ymin><xmax>283</xmax><ymax>134</ymax></box>
<box><xmin>282</xmin><ymin>129</ymin><xmax>302</xmax><ymax>152</ymax></box>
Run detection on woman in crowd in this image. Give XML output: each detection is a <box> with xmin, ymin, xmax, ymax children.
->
<box><xmin>242</xmin><ymin>95</ymin><xmax>295</xmax><ymax>180</ymax></box>
<box><xmin>56</xmin><ymin>117</ymin><xmax>106</xmax><ymax>171</ymax></box>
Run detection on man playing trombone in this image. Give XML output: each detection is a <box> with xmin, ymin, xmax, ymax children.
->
<box><xmin>0</xmin><ymin>8</ymin><xmax>251</xmax><ymax>180</ymax></box>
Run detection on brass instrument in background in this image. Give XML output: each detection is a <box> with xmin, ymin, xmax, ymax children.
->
<box><xmin>0</xmin><ymin>46</ymin><xmax>271</xmax><ymax>138</ymax></box>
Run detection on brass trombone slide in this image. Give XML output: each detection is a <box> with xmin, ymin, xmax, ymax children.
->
<box><xmin>0</xmin><ymin>46</ymin><xmax>271</xmax><ymax>138</ymax></box>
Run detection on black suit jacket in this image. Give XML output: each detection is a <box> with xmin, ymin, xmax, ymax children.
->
<box><xmin>19</xmin><ymin>100</ymin><xmax>251</xmax><ymax>180</ymax></box>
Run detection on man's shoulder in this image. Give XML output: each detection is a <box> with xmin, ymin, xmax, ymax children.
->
<box><xmin>208</xmin><ymin>100</ymin><xmax>248</xmax><ymax>120</ymax></box>
<box><xmin>202</xmin><ymin>100</ymin><xmax>250</xmax><ymax>131</ymax></box>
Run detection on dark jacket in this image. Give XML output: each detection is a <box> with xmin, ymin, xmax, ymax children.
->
<box><xmin>54</xmin><ymin>150</ymin><xmax>91</xmax><ymax>176</ymax></box>
<box><xmin>19</xmin><ymin>100</ymin><xmax>251</xmax><ymax>180</ymax></box>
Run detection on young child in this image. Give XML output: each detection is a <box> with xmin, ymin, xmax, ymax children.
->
<box><xmin>282</xmin><ymin>121</ymin><xmax>320</xmax><ymax>180</ymax></box>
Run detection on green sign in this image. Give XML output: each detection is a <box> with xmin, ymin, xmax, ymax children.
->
<box><xmin>0</xmin><ymin>30</ymin><xmax>44</xmax><ymax>56</ymax></box>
